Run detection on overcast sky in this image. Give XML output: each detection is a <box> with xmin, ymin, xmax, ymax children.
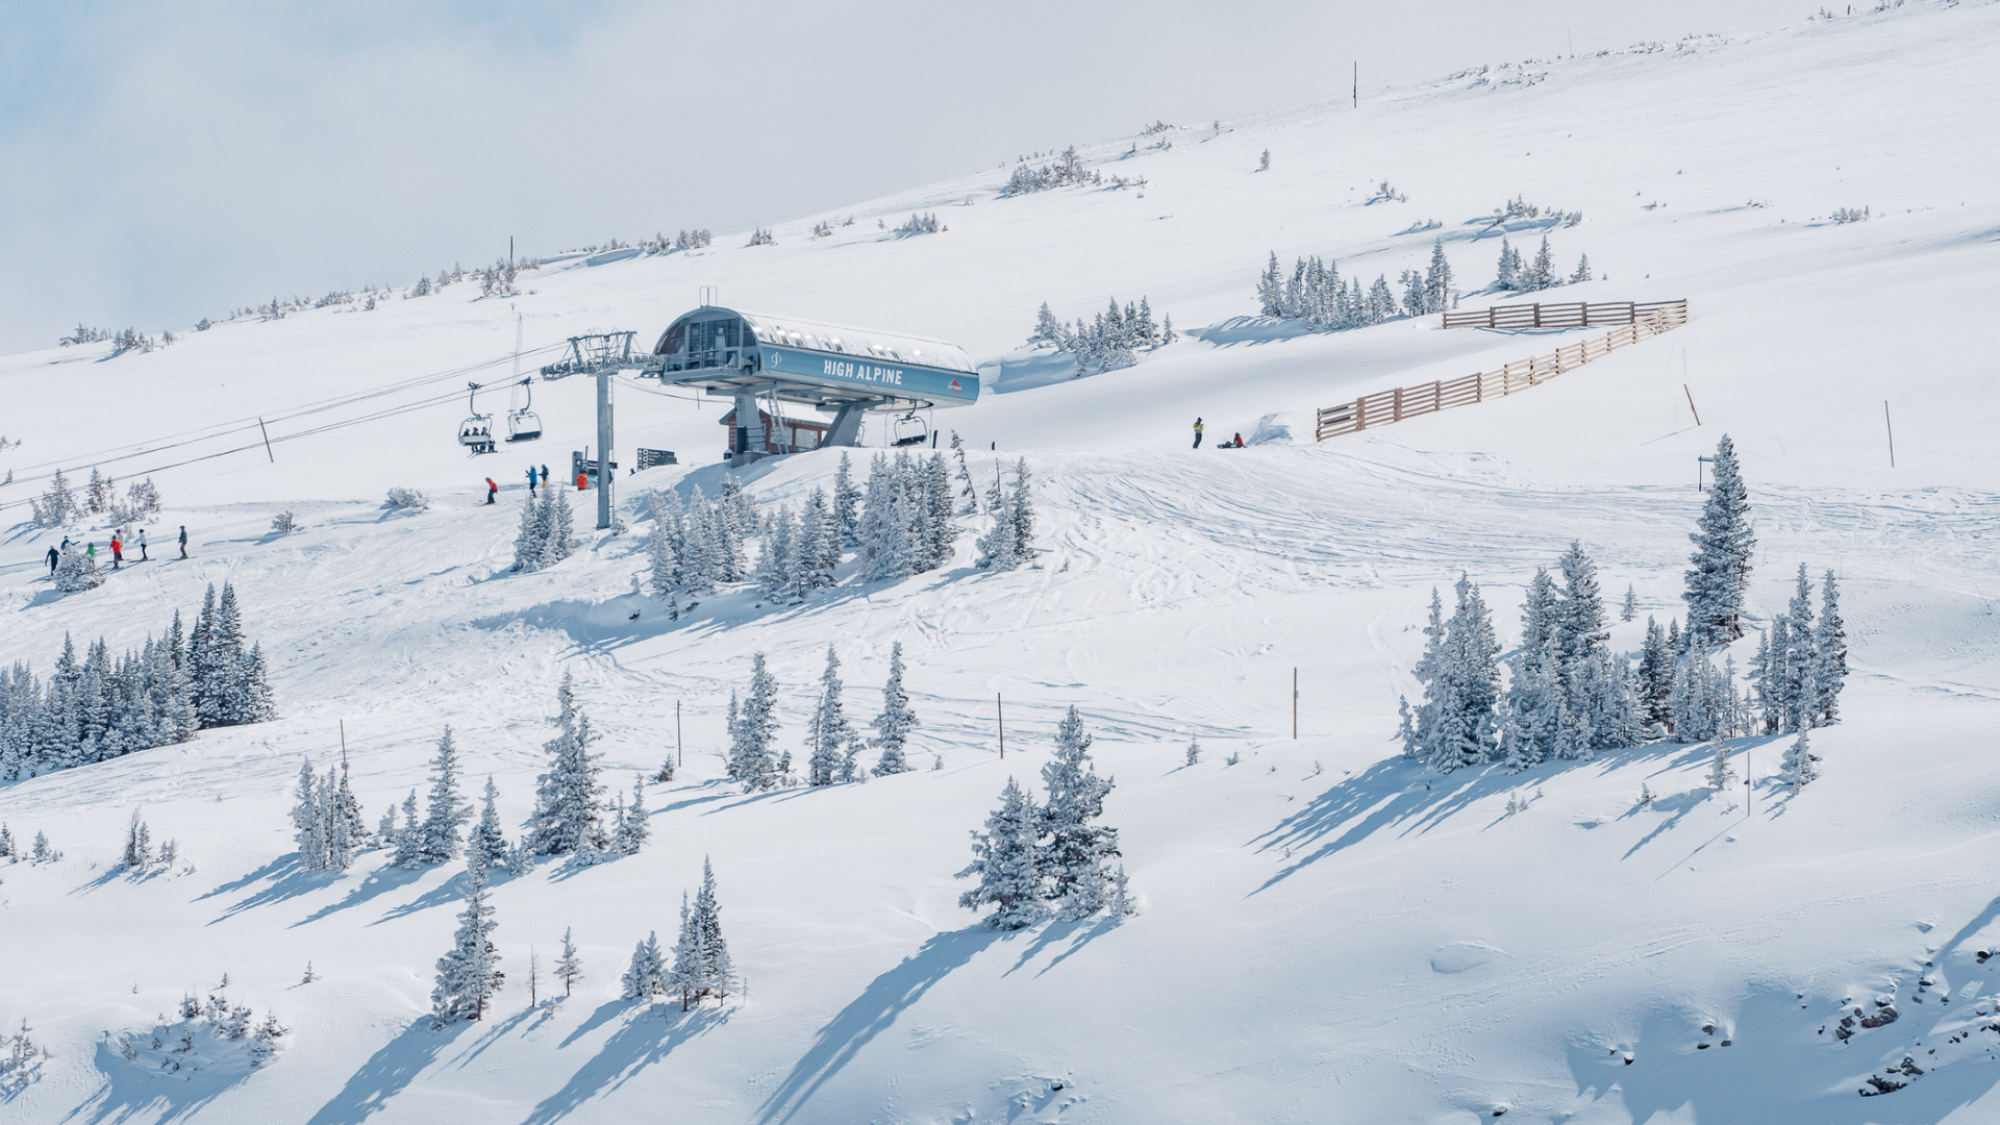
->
<box><xmin>0</xmin><ymin>0</ymin><xmax>1814</xmax><ymax>356</ymax></box>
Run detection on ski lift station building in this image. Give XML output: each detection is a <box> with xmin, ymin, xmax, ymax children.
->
<box><xmin>650</xmin><ymin>305</ymin><xmax>979</xmax><ymax>461</ymax></box>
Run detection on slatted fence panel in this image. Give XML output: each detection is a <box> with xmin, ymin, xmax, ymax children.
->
<box><xmin>1316</xmin><ymin>301</ymin><xmax>1687</xmax><ymax>440</ymax></box>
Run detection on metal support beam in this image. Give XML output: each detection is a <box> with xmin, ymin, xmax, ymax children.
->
<box><xmin>824</xmin><ymin>402</ymin><xmax>867</xmax><ymax>448</ymax></box>
<box><xmin>733</xmin><ymin>389</ymin><xmax>766</xmax><ymax>464</ymax></box>
<box><xmin>595</xmin><ymin>367</ymin><xmax>614</xmax><ymax>529</ymax></box>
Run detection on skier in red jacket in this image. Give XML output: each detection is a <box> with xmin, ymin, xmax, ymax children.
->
<box><xmin>485</xmin><ymin>477</ymin><xmax>498</xmax><ymax>505</ymax></box>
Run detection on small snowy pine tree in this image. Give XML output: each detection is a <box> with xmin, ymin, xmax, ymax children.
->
<box><xmin>870</xmin><ymin>641</ymin><xmax>919</xmax><ymax>775</ymax></box>
<box><xmin>430</xmin><ymin>850</ymin><xmax>503</xmax><ymax>1024</ymax></box>
<box><xmin>956</xmin><ymin>777</ymin><xmax>1047</xmax><ymax>930</ymax></box>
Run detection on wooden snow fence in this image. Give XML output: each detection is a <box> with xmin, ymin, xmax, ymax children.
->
<box><xmin>1314</xmin><ymin>299</ymin><xmax>1688</xmax><ymax>441</ymax></box>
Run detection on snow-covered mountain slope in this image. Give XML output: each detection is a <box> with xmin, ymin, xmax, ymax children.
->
<box><xmin>5</xmin><ymin>4</ymin><xmax>2000</xmax><ymax>1123</ymax></box>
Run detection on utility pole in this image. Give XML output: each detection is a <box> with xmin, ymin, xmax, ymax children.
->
<box><xmin>595</xmin><ymin>365</ymin><xmax>614</xmax><ymax>529</ymax></box>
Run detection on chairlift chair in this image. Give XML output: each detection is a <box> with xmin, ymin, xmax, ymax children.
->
<box><xmin>458</xmin><ymin>382</ymin><xmax>497</xmax><ymax>454</ymax></box>
<box><xmin>891</xmin><ymin>410</ymin><xmax>929</xmax><ymax>447</ymax></box>
<box><xmin>506</xmin><ymin>378</ymin><xmax>542</xmax><ymax>443</ymax></box>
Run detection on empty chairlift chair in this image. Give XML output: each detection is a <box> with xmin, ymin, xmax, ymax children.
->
<box><xmin>506</xmin><ymin>378</ymin><xmax>542</xmax><ymax>443</ymax></box>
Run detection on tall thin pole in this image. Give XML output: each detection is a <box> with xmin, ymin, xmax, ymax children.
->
<box><xmin>339</xmin><ymin>720</ymin><xmax>347</xmax><ymax>767</ymax></box>
<box><xmin>1884</xmin><ymin>401</ymin><xmax>1896</xmax><ymax>467</ymax></box>
<box><xmin>258</xmin><ymin>417</ymin><xmax>275</xmax><ymax>462</ymax></box>
<box><xmin>1352</xmin><ymin>62</ymin><xmax>1358</xmax><ymax>109</ymax></box>
<box><xmin>595</xmin><ymin>366</ymin><xmax>614</xmax><ymax>529</ymax></box>
<box><xmin>997</xmin><ymin>693</ymin><xmax>1005</xmax><ymax>759</ymax></box>
<box><xmin>1682</xmin><ymin>384</ymin><xmax>1702</xmax><ymax>426</ymax></box>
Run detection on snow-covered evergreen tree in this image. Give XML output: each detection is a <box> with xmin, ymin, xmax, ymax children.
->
<box><xmin>1495</xmin><ymin>239</ymin><xmax>1522</xmax><ymax>290</ymax></box>
<box><xmin>404</xmin><ymin>726</ymin><xmax>470</xmax><ymax>867</ymax></box>
<box><xmin>1185</xmin><ymin>737</ymin><xmax>1201</xmax><ymax>766</ymax></box>
<box><xmin>555</xmin><ymin>926</ymin><xmax>582</xmax><ymax>997</ymax></box>
<box><xmin>1780</xmin><ymin>563</ymin><xmax>1820</xmax><ymax>733</ymax></box>
<box><xmin>430</xmin><ymin>850</ymin><xmax>503</xmax><ymax>1024</ymax></box>
<box><xmin>1620</xmin><ymin>584</ymin><xmax>1638</xmax><ymax>622</ymax></box>
<box><xmin>1705</xmin><ymin>740</ymin><xmax>1737</xmax><ymax>794</ymax></box>
<box><xmin>1499</xmin><ymin>569</ymin><xmax>1567</xmax><ymax>767</ymax></box>
<box><xmin>468</xmin><ymin>776</ymin><xmax>508</xmax><ymax>869</ymax></box>
<box><xmin>1570</xmin><ymin>254</ymin><xmax>1593</xmax><ymax>284</ymax></box>
<box><xmin>620</xmin><ymin>931</ymin><xmax>667</xmax><ymax>1000</ymax></box>
<box><xmin>1525</xmin><ymin>235</ymin><xmax>1557</xmax><ymax>291</ymax></box>
<box><xmin>669</xmin><ymin>858</ymin><xmax>734</xmax><ymax>1008</ymax></box>
<box><xmin>616</xmin><ymin>775</ymin><xmax>649</xmax><ymax>855</ymax></box>
<box><xmin>833</xmin><ymin>453</ymin><xmax>861</xmax><ymax>544</ymax></box>
<box><xmin>805</xmin><ymin>645</ymin><xmax>859</xmax><ymax>787</ymax></box>
<box><xmin>871</xmin><ymin>641</ymin><xmax>919</xmax><ymax>775</ymax></box>
<box><xmin>975</xmin><ymin>458</ymin><xmax>1037</xmax><ymax>571</ymax></box>
<box><xmin>1406</xmin><ymin>576</ymin><xmax>1501</xmax><ymax>771</ymax></box>
<box><xmin>389</xmin><ymin>790</ymin><xmax>422</xmax><ymax>866</ymax></box>
<box><xmin>950</xmin><ymin>432</ymin><xmax>979</xmax><ymax>514</ymax></box>
<box><xmin>52</xmin><ymin>544</ymin><xmax>103</xmax><ymax>593</ymax></box>
<box><xmin>1424</xmin><ymin>238</ymin><xmax>1456</xmax><ymax>313</ymax></box>
<box><xmin>511</xmin><ymin>494</ymin><xmax>548</xmax><ymax>573</ymax></box>
<box><xmin>1782</xmin><ymin>729</ymin><xmax>1820</xmax><ymax>792</ymax></box>
<box><xmin>727</xmin><ymin>654</ymin><xmax>781</xmax><ymax>791</ymax></box>
<box><xmin>1683</xmin><ymin>434</ymin><xmax>1755</xmax><ymax>648</ymax></box>
<box><xmin>1038</xmin><ymin>706</ymin><xmax>1122</xmax><ymax>921</ymax></box>
<box><xmin>957</xmin><ymin>777</ymin><xmax>1048</xmax><ymax>930</ymax></box>
<box><xmin>1813</xmin><ymin>570</ymin><xmax>1847</xmax><ymax>725</ymax></box>
<box><xmin>291</xmin><ymin>760</ymin><xmax>324</xmax><ymax>861</ymax></box>
<box><xmin>755</xmin><ymin>506</ymin><xmax>797</xmax><ymax>601</ymax></box>
<box><xmin>29</xmin><ymin>468</ymin><xmax>80</xmax><ymax>527</ymax></box>
<box><xmin>526</xmin><ymin>672</ymin><xmax>608</xmax><ymax>857</ymax></box>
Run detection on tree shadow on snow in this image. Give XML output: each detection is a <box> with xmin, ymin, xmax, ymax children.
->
<box><xmin>755</xmin><ymin>927</ymin><xmax>1001</xmax><ymax>1125</ymax></box>
<box><xmin>1001</xmin><ymin>915</ymin><xmax>1123</xmax><ymax>979</ymax></box>
<box><xmin>369</xmin><ymin>866</ymin><xmax>471</xmax><ymax>925</ymax></box>
<box><xmin>303</xmin><ymin>1019</ymin><xmax>461</xmax><ymax>1125</ymax></box>
<box><xmin>515</xmin><ymin>1002</ymin><xmax>728</xmax><ymax>1124</ymax></box>
<box><xmin>194</xmin><ymin>855</ymin><xmax>346</xmax><ymax>924</ymax></box>
<box><xmin>58</xmin><ymin>1036</ymin><xmax>254</xmax><ymax>1125</ymax></box>
<box><xmin>288</xmin><ymin>863</ymin><xmax>425</xmax><ymax>928</ymax></box>
<box><xmin>1250</xmin><ymin>742</ymin><xmax>1732</xmax><ymax>893</ymax></box>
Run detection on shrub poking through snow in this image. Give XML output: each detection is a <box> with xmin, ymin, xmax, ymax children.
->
<box><xmin>386</xmin><ymin>487</ymin><xmax>430</xmax><ymax>511</ymax></box>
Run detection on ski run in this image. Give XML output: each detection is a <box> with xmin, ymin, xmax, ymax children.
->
<box><xmin>5</xmin><ymin>3</ymin><xmax>2000</xmax><ymax>1122</ymax></box>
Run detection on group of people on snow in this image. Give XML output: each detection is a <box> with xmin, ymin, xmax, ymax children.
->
<box><xmin>508</xmin><ymin>463</ymin><xmax>594</xmax><ymax>503</ymax></box>
<box><xmin>44</xmin><ymin>524</ymin><xmax>187</xmax><ymax>577</ymax></box>
<box><xmin>1191</xmin><ymin>418</ymin><xmax>1246</xmax><ymax>449</ymax></box>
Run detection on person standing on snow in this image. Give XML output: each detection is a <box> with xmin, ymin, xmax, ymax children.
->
<box><xmin>111</xmin><ymin>532</ymin><xmax>124</xmax><ymax>570</ymax></box>
<box><xmin>46</xmin><ymin>545</ymin><xmax>58</xmax><ymax>575</ymax></box>
<box><xmin>179</xmin><ymin>525</ymin><xmax>188</xmax><ymax>559</ymax></box>
<box><xmin>527</xmin><ymin>465</ymin><xmax>539</xmax><ymax>495</ymax></box>
<box><xmin>576</xmin><ymin>469</ymin><xmax>588</xmax><ymax>491</ymax></box>
<box><xmin>138</xmin><ymin>529</ymin><xmax>147</xmax><ymax>561</ymax></box>
<box><xmin>541</xmin><ymin>464</ymin><xmax>551</xmax><ymax>490</ymax></box>
<box><xmin>485</xmin><ymin>477</ymin><xmax>499</xmax><ymax>505</ymax></box>
<box><xmin>1192</xmin><ymin>417</ymin><xmax>1205</xmax><ymax>449</ymax></box>
<box><xmin>86</xmin><ymin>542</ymin><xmax>96</xmax><ymax>561</ymax></box>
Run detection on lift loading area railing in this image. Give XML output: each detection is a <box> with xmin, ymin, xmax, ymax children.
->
<box><xmin>1315</xmin><ymin>299</ymin><xmax>1688</xmax><ymax>441</ymax></box>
